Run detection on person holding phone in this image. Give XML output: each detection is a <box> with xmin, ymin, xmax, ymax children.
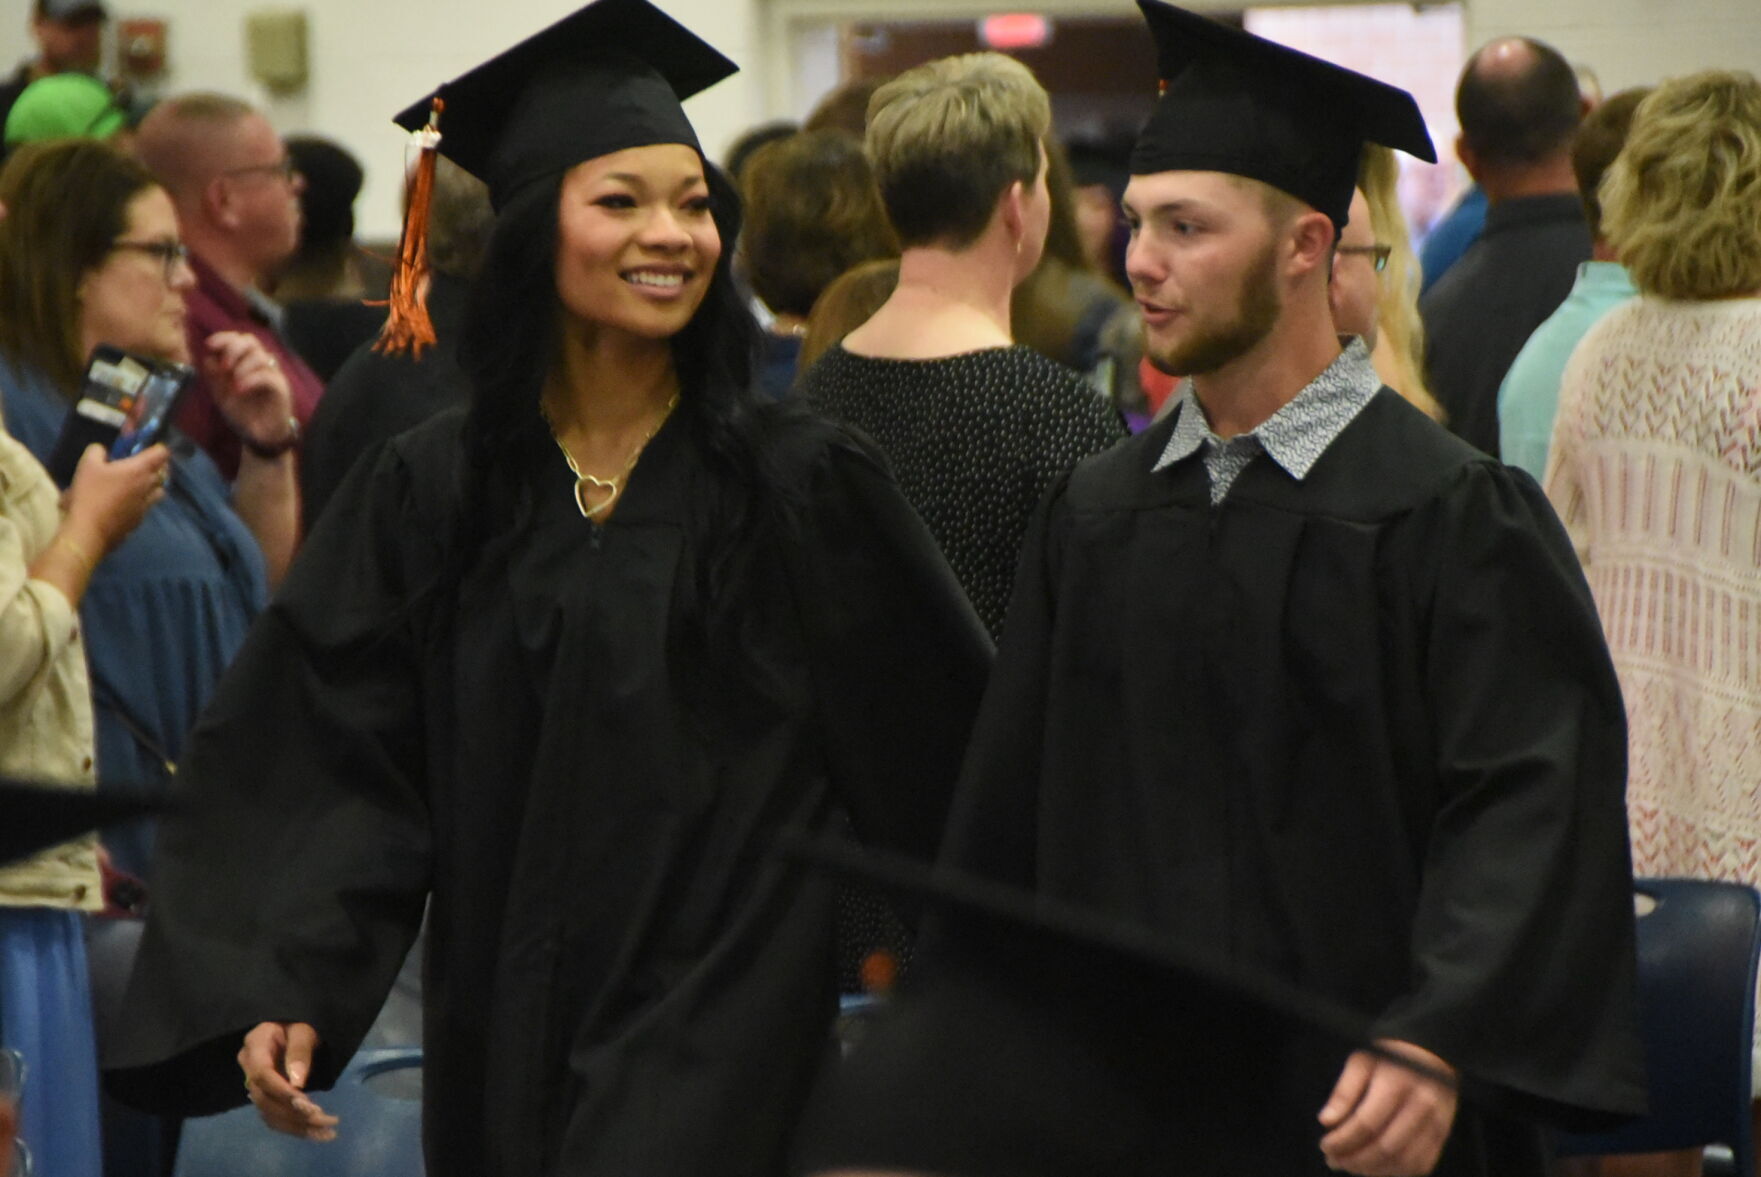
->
<box><xmin>0</xmin><ymin>137</ymin><xmax>305</xmax><ymax>1176</ymax></box>
<box><xmin>0</xmin><ymin>427</ymin><xmax>164</xmax><ymax>1177</ymax></box>
<box><xmin>0</xmin><ymin>187</ymin><xmax>169</xmax><ymax>1177</ymax></box>
<box><xmin>0</xmin><ymin>138</ymin><xmax>296</xmax><ymax>872</ymax></box>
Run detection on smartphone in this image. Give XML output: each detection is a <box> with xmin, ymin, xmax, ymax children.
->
<box><xmin>46</xmin><ymin>346</ymin><xmax>194</xmax><ymax>484</ymax></box>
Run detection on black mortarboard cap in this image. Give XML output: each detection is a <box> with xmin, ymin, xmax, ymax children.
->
<box><xmin>392</xmin><ymin>0</ymin><xmax>737</xmax><ymax>210</ymax></box>
<box><xmin>778</xmin><ymin>833</ymin><xmax>1456</xmax><ymax>1090</ymax></box>
<box><xmin>1130</xmin><ymin>0</ymin><xmax>1436</xmax><ymax>229</ymax></box>
<box><xmin>0</xmin><ymin>778</ymin><xmax>163</xmax><ymax>868</ymax></box>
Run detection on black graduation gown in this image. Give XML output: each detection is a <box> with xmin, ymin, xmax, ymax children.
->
<box><xmin>299</xmin><ymin>274</ymin><xmax>472</xmax><ymax>526</ymax></box>
<box><xmin>805</xmin><ymin>389</ymin><xmax>1646</xmax><ymax>1177</ymax></box>
<box><xmin>104</xmin><ymin>405</ymin><xmax>993</xmax><ymax>1177</ymax></box>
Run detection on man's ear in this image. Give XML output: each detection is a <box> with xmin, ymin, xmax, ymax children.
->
<box><xmin>1287</xmin><ymin>209</ymin><xmax>1336</xmax><ymax>278</ymax></box>
<box><xmin>203</xmin><ymin>176</ymin><xmax>236</xmax><ymax>230</ymax></box>
<box><xmin>998</xmin><ymin>179</ymin><xmax>1027</xmax><ymax>241</ymax></box>
<box><xmin>1454</xmin><ymin>134</ymin><xmax>1482</xmax><ymax>183</ymax></box>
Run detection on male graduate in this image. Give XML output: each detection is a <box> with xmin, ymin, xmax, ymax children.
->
<box><xmin>794</xmin><ymin>4</ymin><xmax>1645</xmax><ymax>1176</ymax></box>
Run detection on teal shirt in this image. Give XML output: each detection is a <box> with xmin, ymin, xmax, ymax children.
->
<box><xmin>1497</xmin><ymin>261</ymin><xmax>1638</xmax><ymax>481</ymax></box>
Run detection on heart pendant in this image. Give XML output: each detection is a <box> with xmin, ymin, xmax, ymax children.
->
<box><xmin>573</xmin><ymin>474</ymin><xmax>619</xmax><ymax>520</ymax></box>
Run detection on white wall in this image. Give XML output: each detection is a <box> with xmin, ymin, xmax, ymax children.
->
<box><xmin>1462</xmin><ymin>0</ymin><xmax>1761</xmax><ymax>94</ymax></box>
<box><xmin>5</xmin><ymin>0</ymin><xmax>1759</xmax><ymax>238</ymax></box>
<box><xmin>3</xmin><ymin>0</ymin><xmax>765</xmax><ymax>239</ymax></box>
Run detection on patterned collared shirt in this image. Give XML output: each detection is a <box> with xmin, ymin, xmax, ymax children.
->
<box><xmin>1153</xmin><ymin>337</ymin><xmax>1382</xmax><ymax>504</ymax></box>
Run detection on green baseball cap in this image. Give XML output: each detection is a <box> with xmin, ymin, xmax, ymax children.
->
<box><xmin>4</xmin><ymin>73</ymin><xmax>128</xmax><ymax>147</ymax></box>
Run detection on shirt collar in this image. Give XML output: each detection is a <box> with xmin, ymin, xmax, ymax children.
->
<box><xmin>1153</xmin><ymin>336</ymin><xmax>1382</xmax><ymax>479</ymax></box>
<box><xmin>244</xmin><ymin>285</ymin><xmax>286</xmax><ymax>332</ymax></box>
<box><xmin>188</xmin><ymin>250</ymin><xmax>279</xmax><ymax>328</ymax></box>
<box><xmin>1576</xmin><ymin>260</ymin><xmax>1637</xmax><ymax>296</ymax></box>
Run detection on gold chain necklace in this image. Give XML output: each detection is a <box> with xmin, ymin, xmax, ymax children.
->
<box><xmin>543</xmin><ymin>393</ymin><xmax>679</xmax><ymax>521</ymax></box>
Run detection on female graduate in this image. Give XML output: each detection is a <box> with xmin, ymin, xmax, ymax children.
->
<box><xmin>103</xmin><ymin>3</ymin><xmax>992</xmax><ymax>1174</ymax></box>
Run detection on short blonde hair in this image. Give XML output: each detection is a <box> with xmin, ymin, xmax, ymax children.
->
<box><xmin>1601</xmin><ymin>70</ymin><xmax>1761</xmax><ymax>300</ymax></box>
<box><xmin>865</xmin><ymin>53</ymin><xmax>1050</xmax><ymax>249</ymax></box>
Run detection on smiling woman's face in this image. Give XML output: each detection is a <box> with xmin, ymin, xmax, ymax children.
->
<box><xmin>553</xmin><ymin>142</ymin><xmax>721</xmax><ymax>342</ymax></box>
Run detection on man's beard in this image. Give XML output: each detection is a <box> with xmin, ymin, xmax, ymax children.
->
<box><xmin>1146</xmin><ymin>241</ymin><xmax>1282</xmax><ymax>377</ymax></box>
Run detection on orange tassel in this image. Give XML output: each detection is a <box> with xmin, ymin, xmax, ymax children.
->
<box><xmin>372</xmin><ymin>97</ymin><xmax>444</xmax><ymax>359</ymax></box>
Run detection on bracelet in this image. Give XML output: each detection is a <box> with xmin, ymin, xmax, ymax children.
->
<box><xmin>243</xmin><ymin>415</ymin><xmax>301</xmax><ymax>460</ymax></box>
<box><xmin>54</xmin><ymin>532</ymin><xmax>96</xmax><ymax>576</ymax></box>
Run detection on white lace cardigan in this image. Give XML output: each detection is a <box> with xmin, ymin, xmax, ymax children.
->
<box><xmin>1546</xmin><ymin>296</ymin><xmax>1761</xmax><ymax>887</ymax></box>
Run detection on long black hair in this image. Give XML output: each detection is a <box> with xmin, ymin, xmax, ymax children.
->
<box><xmin>453</xmin><ymin>153</ymin><xmax>786</xmax><ymax>616</ymax></box>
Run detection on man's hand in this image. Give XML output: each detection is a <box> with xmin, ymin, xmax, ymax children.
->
<box><xmin>238</xmin><ymin>1022</ymin><xmax>338</xmax><ymax>1142</ymax></box>
<box><xmin>1317</xmin><ymin>1039</ymin><xmax>1457</xmax><ymax>1175</ymax></box>
<box><xmin>202</xmin><ymin>332</ymin><xmax>296</xmax><ymax>455</ymax></box>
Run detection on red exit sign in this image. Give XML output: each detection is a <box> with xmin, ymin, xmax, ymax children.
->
<box><xmin>980</xmin><ymin>13</ymin><xmax>1053</xmax><ymax>51</ymax></box>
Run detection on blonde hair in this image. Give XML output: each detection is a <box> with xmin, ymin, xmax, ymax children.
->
<box><xmin>1357</xmin><ymin>145</ymin><xmax>1441</xmax><ymax>420</ymax></box>
<box><xmin>865</xmin><ymin>53</ymin><xmax>1050</xmax><ymax>249</ymax></box>
<box><xmin>1240</xmin><ymin>175</ymin><xmax>1308</xmax><ymax>232</ymax></box>
<box><xmin>1601</xmin><ymin>70</ymin><xmax>1761</xmax><ymax>301</ymax></box>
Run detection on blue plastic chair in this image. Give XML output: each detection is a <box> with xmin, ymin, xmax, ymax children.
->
<box><xmin>172</xmin><ymin>1047</ymin><xmax>423</xmax><ymax>1177</ymax></box>
<box><xmin>1553</xmin><ymin>878</ymin><xmax>1760</xmax><ymax>1177</ymax></box>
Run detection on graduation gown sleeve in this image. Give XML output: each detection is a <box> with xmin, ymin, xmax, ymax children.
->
<box><xmin>782</xmin><ymin>426</ymin><xmax>995</xmax><ymax>862</ymax></box>
<box><xmin>1375</xmin><ymin>461</ymin><xmax>1646</xmax><ymax>1127</ymax></box>
<box><xmin>105</xmin><ymin>437</ymin><xmax>447</xmax><ymax>1115</ymax></box>
<box><xmin>932</xmin><ymin>471</ymin><xmax>1073</xmax><ymax>888</ymax></box>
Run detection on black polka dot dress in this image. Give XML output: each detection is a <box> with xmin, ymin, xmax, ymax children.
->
<box><xmin>799</xmin><ymin>344</ymin><xmax>1126</xmax><ymax>643</ymax></box>
<box><xmin>800</xmin><ymin>344</ymin><xmax>1127</xmax><ymax>995</ymax></box>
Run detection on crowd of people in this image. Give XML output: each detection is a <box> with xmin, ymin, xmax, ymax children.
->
<box><xmin>0</xmin><ymin>0</ymin><xmax>1757</xmax><ymax>1174</ymax></box>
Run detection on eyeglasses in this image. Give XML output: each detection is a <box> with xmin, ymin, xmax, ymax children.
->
<box><xmin>222</xmin><ymin>157</ymin><xmax>298</xmax><ymax>183</ymax></box>
<box><xmin>1337</xmin><ymin>243</ymin><xmax>1392</xmax><ymax>273</ymax></box>
<box><xmin>111</xmin><ymin>239</ymin><xmax>191</xmax><ymax>282</ymax></box>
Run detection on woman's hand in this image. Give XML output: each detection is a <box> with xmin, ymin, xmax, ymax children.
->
<box><xmin>201</xmin><ymin>332</ymin><xmax>297</xmax><ymax>456</ymax></box>
<box><xmin>62</xmin><ymin>443</ymin><xmax>170</xmax><ymax>554</ymax></box>
<box><xmin>29</xmin><ymin>445</ymin><xmax>168</xmax><ymax>604</ymax></box>
<box><xmin>238</xmin><ymin>1022</ymin><xmax>338</xmax><ymax>1142</ymax></box>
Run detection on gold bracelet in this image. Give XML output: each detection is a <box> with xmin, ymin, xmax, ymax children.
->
<box><xmin>54</xmin><ymin>533</ymin><xmax>96</xmax><ymax>576</ymax></box>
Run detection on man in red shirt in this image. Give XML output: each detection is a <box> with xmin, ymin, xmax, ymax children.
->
<box><xmin>134</xmin><ymin>92</ymin><xmax>322</xmax><ymax>479</ymax></box>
